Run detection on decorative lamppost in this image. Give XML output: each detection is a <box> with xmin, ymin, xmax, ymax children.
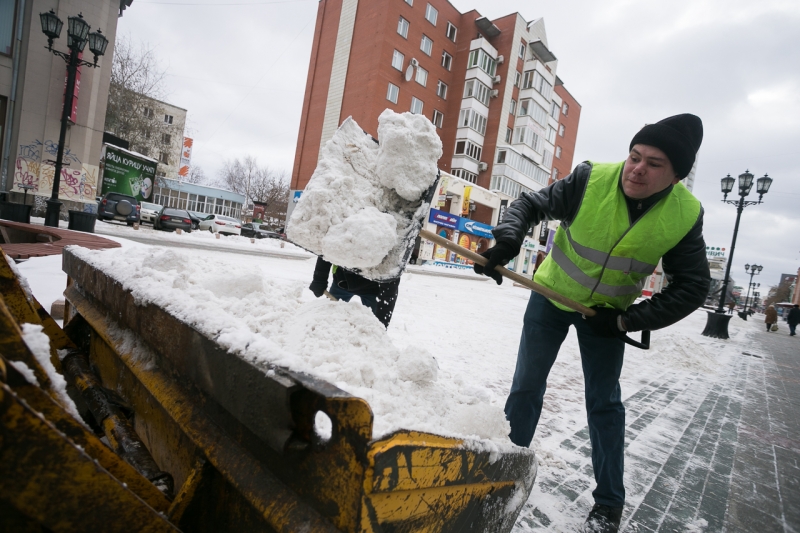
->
<box><xmin>39</xmin><ymin>10</ymin><xmax>108</xmax><ymax>227</ymax></box>
<box><xmin>738</xmin><ymin>264</ymin><xmax>762</xmax><ymax>320</ymax></box>
<box><xmin>702</xmin><ymin>170</ymin><xmax>772</xmax><ymax>339</ymax></box>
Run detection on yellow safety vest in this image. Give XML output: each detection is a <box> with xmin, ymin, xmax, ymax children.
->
<box><xmin>534</xmin><ymin>161</ymin><xmax>701</xmax><ymax>311</ymax></box>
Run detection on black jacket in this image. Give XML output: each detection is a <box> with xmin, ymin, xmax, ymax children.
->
<box><xmin>788</xmin><ymin>307</ymin><xmax>800</xmax><ymax>326</ymax></box>
<box><xmin>493</xmin><ymin>162</ymin><xmax>711</xmax><ymax>332</ymax></box>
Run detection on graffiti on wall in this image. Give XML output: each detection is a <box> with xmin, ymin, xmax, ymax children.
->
<box><xmin>13</xmin><ymin>139</ymin><xmax>97</xmax><ymax>203</ymax></box>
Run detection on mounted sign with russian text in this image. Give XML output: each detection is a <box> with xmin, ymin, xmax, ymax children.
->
<box><xmin>100</xmin><ymin>145</ymin><xmax>158</xmax><ymax>201</ymax></box>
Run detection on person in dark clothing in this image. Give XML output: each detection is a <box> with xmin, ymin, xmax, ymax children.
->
<box><xmin>309</xmin><ymin>256</ymin><xmax>400</xmax><ymax>327</ymax></box>
<box><xmin>474</xmin><ymin>114</ymin><xmax>711</xmax><ymax>533</ymax></box>
<box><xmin>788</xmin><ymin>305</ymin><xmax>800</xmax><ymax>336</ymax></box>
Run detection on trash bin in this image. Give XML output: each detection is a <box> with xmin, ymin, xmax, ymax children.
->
<box><xmin>68</xmin><ymin>210</ymin><xmax>97</xmax><ymax>233</ymax></box>
<box><xmin>0</xmin><ymin>201</ymin><xmax>32</xmax><ymax>224</ymax></box>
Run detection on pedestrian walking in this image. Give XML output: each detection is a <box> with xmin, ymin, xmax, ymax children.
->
<box><xmin>786</xmin><ymin>304</ymin><xmax>799</xmax><ymax>336</ymax></box>
<box><xmin>765</xmin><ymin>305</ymin><xmax>778</xmax><ymax>332</ymax></box>
<box><xmin>727</xmin><ymin>301</ymin><xmax>735</xmax><ymax>314</ymax></box>
<box><xmin>309</xmin><ymin>256</ymin><xmax>400</xmax><ymax>327</ymax></box>
<box><xmin>474</xmin><ymin>114</ymin><xmax>711</xmax><ymax>533</ymax></box>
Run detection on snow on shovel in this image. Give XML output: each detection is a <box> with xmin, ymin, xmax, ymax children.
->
<box><xmin>286</xmin><ymin>110</ymin><xmax>441</xmax><ymax>281</ymax></box>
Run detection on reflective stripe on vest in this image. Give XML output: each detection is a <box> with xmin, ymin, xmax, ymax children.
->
<box><xmin>533</xmin><ymin>161</ymin><xmax>701</xmax><ymax>311</ymax></box>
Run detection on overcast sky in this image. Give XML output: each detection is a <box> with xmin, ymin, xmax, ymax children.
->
<box><xmin>119</xmin><ymin>0</ymin><xmax>800</xmax><ymax>290</ymax></box>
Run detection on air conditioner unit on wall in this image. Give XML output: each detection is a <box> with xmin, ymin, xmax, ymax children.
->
<box><xmin>493</xmin><ymin>75</ymin><xmax>501</xmax><ymax>85</ymax></box>
<box><xmin>410</xmin><ymin>58</ymin><xmax>419</xmax><ymax>67</ymax></box>
<box><xmin>490</xmin><ymin>89</ymin><xmax>499</xmax><ymax>98</ymax></box>
<box><xmin>496</xmin><ymin>55</ymin><xmax>504</xmax><ymax>64</ymax></box>
<box><xmin>478</xmin><ymin>162</ymin><xmax>488</xmax><ymax>172</ymax></box>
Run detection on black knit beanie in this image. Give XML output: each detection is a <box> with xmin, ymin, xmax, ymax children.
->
<box><xmin>629</xmin><ymin>114</ymin><xmax>703</xmax><ymax>178</ymax></box>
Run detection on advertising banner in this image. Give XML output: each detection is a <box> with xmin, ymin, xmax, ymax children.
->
<box><xmin>497</xmin><ymin>199</ymin><xmax>508</xmax><ymax>224</ymax></box>
<box><xmin>456</xmin><ymin>217</ymin><xmax>493</xmax><ymax>239</ymax></box>
<box><xmin>461</xmin><ymin>186</ymin><xmax>472</xmax><ymax>216</ymax></box>
<box><xmin>436</xmin><ymin>176</ymin><xmax>449</xmax><ymax>208</ymax></box>
<box><xmin>100</xmin><ymin>145</ymin><xmax>158</xmax><ymax>201</ymax></box>
<box><xmin>178</xmin><ymin>137</ymin><xmax>193</xmax><ymax>177</ymax></box>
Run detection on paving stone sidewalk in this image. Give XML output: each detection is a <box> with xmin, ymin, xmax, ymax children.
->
<box><xmin>519</xmin><ymin>316</ymin><xmax>799</xmax><ymax>532</ymax></box>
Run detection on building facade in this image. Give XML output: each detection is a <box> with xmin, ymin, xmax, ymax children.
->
<box><xmin>151</xmin><ymin>177</ymin><xmax>245</xmax><ymax>220</ymax></box>
<box><xmin>125</xmin><ymin>96</ymin><xmax>187</xmax><ymax>180</ymax></box>
<box><xmin>291</xmin><ymin>1</ymin><xmax>579</xmax><ymax>226</ymax></box>
<box><xmin>1</xmin><ymin>0</ymin><xmax>131</xmax><ymax>215</ymax></box>
<box><xmin>549</xmin><ymin>83</ymin><xmax>581</xmax><ymax>183</ymax></box>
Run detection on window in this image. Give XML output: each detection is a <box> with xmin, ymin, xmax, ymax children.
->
<box><xmin>531</xmin><ymin>100</ymin><xmax>547</xmax><ymax>126</ymax></box>
<box><xmin>161</xmin><ymin>133</ymin><xmax>172</xmax><ymax>144</ymax></box>
<box><xmin>387</xmin><ymin>83</ymin><xmax>399</xmax><ymax>104</ymax></box>
<box><xmin>432</xmin><ymin>110</ymin><xmax>444</xmax><ymax>128</ymax></box>
<box><xmin>559</xmin><ymin>124</ymin><xmax>565</xmax><ymax>136</ymax></box>
<box><xmin>141</xmin><ymin>147</ymin><xmax>150</xmax><ymax>156</ymax></box>
<box><xmin>425</xmin><ymin>4</ymin><xmax>438</xmax><ymax>25</ymax></box>
<box><xmin>446</xmin><ymin>22</ymin><xmax>457</xmax><ymax>42</ymax></box>
<box><xmin>497</xmin><ymin>150</ymin><xmax>506</xmax><ymax>164</ymax></box>
<box><xmin>491</xmin><ymin>149</ymin><xmax>550</xmax><ymax>186</ymax></box>
<box><xmin>458</xmin><ymin>108</ymin><xmax>487</xmax><ymax>135</ymax></box>
<box><xmin>454</xmin><ymin>140</ymin><xmax>482</xmax><ymax>161</ymax></box>
<box><xmin>437</xmin><ymin>80</ymin><xmax>448</xmax><ymax>99</ymax></box>
<box><xmin>392</xmin><ymin>49</ymin><xmax>404</xmax><ymax>70</ymax></box>
<box><xmin>415</xmin><ymin>66</ymin><xmax>428</xmax><ymax>87</ymax></box>
<box><xmin>562</xmin><ymin>103</ymin><xmax>569</xmax><ymax>115</ymax></box>
<box><xmin>463</xmin><ymin>79</ymin><xmax>491</xmax><ymax>106</ymax></box>
<box><xmin>404</xmin><ymin>0</ymin><xmax>412</xmax><ymax>4</ymax></box>
<box><xmin>556</xmin><ymin>146</ymin><xmax>562</xmax><ymax>158</ymax></box>
<box><xmin>514</xmin><ymin>126</ymin><xmax>543</xmax><ymax>152</ymax></box>
<box><xmin>510</xmin><ymin>99</ymin><xmax>517</xmax><ymax>115</ymax></box>
<box><xmin>505</xmin><ymin>128</ymin><xmax>512</xmax><ymax>143</ymax></box>
<box><xmin>543</xmin><ymin>150</ymin><xmax>553</xmax><ymax>169</ymax></box>
<box><xmin>0</xmin><ymin>0</ymin><xmax>14</xmax><ymax>55</ymax></box>
<box><xmin>410</xmin><ymin>97</ymin><xmax>423</xmax><ymax>114</ymax></box>
<box><xmin>467</xmin><ymin>49</ymin><xmax>497</xmax><ymax>76</ymax></box>
<box><xmin>159</xmin><ymin>152</ymin><xmax>170</xmax><ymax>164</ymax></box>
<box><xmin>143</xmin><ymin>107</ymin><xmax>154</xmax><ymax>118</ymax></box>
<box><xmin>514</xmin><ymin>71</ymin><xmax>521</xmax><ymax>88</ymax></box>
<box><xmin>145</xmin><ymin>131</ymin><xmax>151</xmax><ymax>139</ymax></box>
<box><xmin>421</xmin><ymin>35</ymin><xmax>433</xmax><ymax>55</ymax></box>
<box><xmin>547</xmin><ymin>126</ymin><xmax>556</xmax><ymax>144</ymax></box>
<box><xmin>519</xmin><ymin>99</ymin><xmax>530</xmax><ymax>116</ymax></box>
<box><xmin>164</xmin><ymin>114</ymin><xmax>174</xmax><ymax>124</ymax></box>
<box><xmin>550</xmin><ymin>101</ymin><xmax>560</xmax><ymax>119</ymax></box>
<box><xmin>552</xmin><ymin>168</ymin><xmax>559</xmax><ymax>181</ymax></box>
<box><xmin>518</xmin><ymin>42</ymin><xmax>526</xmax><ymax>58</ymax></box>
<box><xmin>441</xmin><ymin>50</ymin><xmax>452</xmax><ymax>70</ymax></box>
<box><xmin>397</xmin><ymin>17</ymin><xmax>409</xmax><ymax>38</ymax></box>
<box><xmin>451</xmin><ymin>168</ymin><xmax>477</xmax><ymax>183</ymax></box>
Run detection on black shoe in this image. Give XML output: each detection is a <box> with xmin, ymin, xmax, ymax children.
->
<box><xmin>582</xmin><ymin>504</ymin><xmax>623</xmax><ymax>533</ymax></box>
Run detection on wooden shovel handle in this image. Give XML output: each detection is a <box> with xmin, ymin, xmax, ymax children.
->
<box><xmin>419</xmin><ymin>229</ymin><xmax>596</xmax><ymax>316</ymax></box>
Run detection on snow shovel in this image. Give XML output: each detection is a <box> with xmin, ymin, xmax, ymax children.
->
<box><xmin>419</xmin><ymin>229</ymin><xmax>651</xmax><ymax>350</ymax></box>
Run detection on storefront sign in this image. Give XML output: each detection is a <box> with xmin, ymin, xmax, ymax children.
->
<box><xmin>429</xmin><ymin>208</ymin><xmax>459</xmax><ymax>229</ymax></box>
<box><xmin>706</xmin><ymin>246</ymin><xmax>726</xmax><ymax>258</ymax></box>
<box><xmin>436</xmin><ymin>176</ymin><xmax>449</xmax><ymax>208</ymax></box>
<box><xmin>178</xmin><ymin>137</ymin><xmax>193</xmax><ymax>177</ymax></box>
<box><xmin>101</xmin><ymin>145</ymin><xmax>158</xmax><ymax>201</ymax></box>
<box><xmin>497</xmin><ymin>199</ymin><xmax>508</xmax><ymax>224</ymax></box>
<box><xmin>457</xmin><ymin>218</ymin><xmax>493</xmax><ymax>239</ymax></box>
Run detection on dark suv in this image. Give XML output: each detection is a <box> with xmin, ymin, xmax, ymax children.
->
<box><xmin>97</xmin><ymin>193</ymin><xmax>140</xmax><ymax>226</ymax></box>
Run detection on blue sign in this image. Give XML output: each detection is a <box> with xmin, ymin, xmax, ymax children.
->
<box><xmin>457</xmin><ymin>218</ymin><xmax>493</xmax><ymax>239</ymax></box>
<box><xmin>429</xmin><ymin>208</ymin><xmax>494</xmax><ymax>238</ymax></box>
<box><xmin>429</xmin><ymin>208</ymin><xmax>459</xmax><ymax>230</ymax></box>
<box><xmin>292</xmin><ymin>190</ymin><xmax>303</xmax><ymax>203</ymax></box>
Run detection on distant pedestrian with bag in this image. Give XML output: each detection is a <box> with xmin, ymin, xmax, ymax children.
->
<box><xmin>787</xmin><ymin>304</ymin><xmax>800</xmax><ymax>336</ymax></box>
<box><xmin>765</xmin><ymin>305</ymin><xmax>778</xmax><ymax>332</ymax></box>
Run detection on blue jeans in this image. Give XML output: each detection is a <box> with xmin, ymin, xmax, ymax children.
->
<box><xmin>505</xmin><ymin>292</ymin><xmax>626</xmax><ymax>507</ymax></box>
<box><xmin>328</xmin><ymin>283</ymin><xmax>378</xmax><ymax>313</ymax></box>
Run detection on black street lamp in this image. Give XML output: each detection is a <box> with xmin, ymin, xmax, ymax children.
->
<box><xmin>39</xmin><ymin>10</ymin><xmax>108</xmax><ymax>227</ymax></box>
<box><xmin>702</xmin><ymin>170</ymin><xmax>772</xmax><ymax>339</ymax></box>
<box><xmin>738</xmin><ymin>265</ymin><xmax>762</xmax><ymax>320</ymax></box>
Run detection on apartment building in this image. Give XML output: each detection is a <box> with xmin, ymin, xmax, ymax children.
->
<box><xmin>135</xmin><ymin>97</ymin><xmax>187</xmax><ymax>180</ymax></box>
<box><xmin>550</xmin><ymin>83</ymin><xmax>581</xmax><ymax>183</ymax></box>
<box><xmin>291</xmin><ymin>0</ymin><xmax>580</xmax><ymax>230</ymax></box>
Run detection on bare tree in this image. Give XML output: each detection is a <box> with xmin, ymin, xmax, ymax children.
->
<box><xmin>764</xmin><ymin>280</ymin><xmax>792</xmax><ymax>307</ymax></box>
<box><xmin>214</xmin><ymin>156</ymin><xmax>289</xmax><ymax>223</ymax></box>
<box><xmin>184</xmin><ymin>165</ymin><xmax>206</xmax><ymax>185</ymax></box>
<box><xmin>104</xmin><ymin>36</ymin><xmax>172</xmax><ymax>158</ymax></box>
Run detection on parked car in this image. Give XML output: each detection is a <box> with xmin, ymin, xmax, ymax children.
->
<box><xmin>186</xmin><ymin>211</ymin><xmax>203</xmax><ymax>230</ymax></box>
<box><xmin>154</xmin><ymin>207</ymin><xmax>193</xmax><ymax>233</ymax></box>
<box><xmin>139</xmin><ymin>201</ymin><xmax>162</xmax><ymax>224</ymax></box>
<box><xmin>97</xmin><ymin>193</ymin><xmax>140</xmax><ymax>226</ymax></box>
<box><xmin>198</xmin><ymin>214</ymin><xmax>242</xmax><ymax>236</ymax></box>
<box><xmin>241</xmin><ymin>222</ymin><xmax>283</xmax><ymax>239</ymax></box>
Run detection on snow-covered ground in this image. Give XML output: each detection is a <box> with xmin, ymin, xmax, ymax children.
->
<box><xmin>14</xmin><ymin>226</ymin><xmax>755</xmax><ymax>532</ymax></box>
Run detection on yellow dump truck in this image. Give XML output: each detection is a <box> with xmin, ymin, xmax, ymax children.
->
<box><xmin>0</xmin><ymin>248</ymin><xmax>536</xmax><ymax>532</ymax></box>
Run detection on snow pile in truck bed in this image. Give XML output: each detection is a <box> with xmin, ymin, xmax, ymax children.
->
<box><xmin>287</xmin><ymin>109</ymin><xmax>442</xmax><ymax>280</ymax></box>
<box><xmin>67</xmin><ymin>245</ymin><xmax>511</xmax><ymax>446</ymax></box>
